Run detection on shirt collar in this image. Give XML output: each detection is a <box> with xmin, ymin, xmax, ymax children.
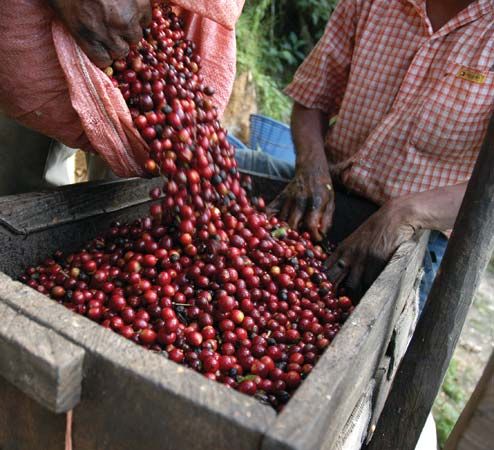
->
<box><xmin>403</xmin><ymin>0</ymin><xmax>494</xmax><ymax>37</ymax></box>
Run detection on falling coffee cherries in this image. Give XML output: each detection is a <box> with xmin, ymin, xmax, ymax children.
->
<box><xmin>20</xmin><ymin>1</ymin><xmax>354</xmax><ymax>411</ymax></box>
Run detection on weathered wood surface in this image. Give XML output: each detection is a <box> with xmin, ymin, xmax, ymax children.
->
<box><xmin>0</xmin><ymin>178</ymin><xmax>162</xmax><ymax>235</ymax></box>
<box><xmin>444</xmin><ymin>350</ymin><xmax>494</xmax><ymax>450</ymax></box>
<box><xmin>367</xmin><ymin>113</ymin><xmax>494</xmax><ymax>450</ymax></box>
<box><xmin>0</xmin><ymin>302</ymin><xmax>84</xmax><ymax>413</ymax></box>
<box><xmin>0</xmin><ymin>376</ymin><xmax>66</xmax><ymax>450</ymax></box>
<box><xmin>365</xmin><ymin>275</ymin><xmax>422</xmax><ymax>442</ymax></box>
<box><xmin>0</xmin><ymin>180</ymin><xmax>162</xmax><ymax>278</ymax></box>
<box><xmin>0</xmin><ymin>273</ymin><xmax>276</xmax><ymax>450</ymax></box>
<box><xmin>262</xmin><ymin>233</ymin><xmax>428</xmax><ymax>450</ymax></box>
<box><xmin>0</xmin><ymin>176</ymin><xmax>426</xmax><ymax>450</ymax></box>
<box><xmin>333</xmin><ymin>381</ymin><xmax>375</xmax><ymax>450</ymax></box>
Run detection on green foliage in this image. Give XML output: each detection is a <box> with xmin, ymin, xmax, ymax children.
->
<box><xmin>236</xmin><ymin>0</ymin><xmax>337</xmax><ymax>122</ymax></box>
<box><xmin>269</xmin><ymin>0</ymin><xmax>338</xmax><ymax>78</ymax></box>
<box><xmin>433</xmin><ymin>360</ymin><xmax>466</xmax><ymax>446</ymax></box>
<box><xmin>236</xmin><ymin>0</ymin><xmax>291</xmax><ymax>121</ymax></box>
<box><xmin>488</xmin><ymin>256</ymin><xmax>494</xmax><ymax>274</ymax></box>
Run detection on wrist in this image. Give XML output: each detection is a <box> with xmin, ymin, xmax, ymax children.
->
<box><xmin>385</xmin><ymin>196</ymin><xmax>422</xmax><ymax>230</ymax></box>
<box><xmin>295</xmin><ymin>147</ymin><xmax>329</xmax><ymax>174</ymax></box>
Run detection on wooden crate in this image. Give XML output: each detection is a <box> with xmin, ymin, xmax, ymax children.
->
<box><xmin>0</xmin><ymin>178</ymin><xmax>428</xmax><ymax>450</ymax></box>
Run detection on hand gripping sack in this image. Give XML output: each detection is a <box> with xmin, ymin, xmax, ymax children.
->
<box><xmin>0</xmin><ymin>0</ymin><xmax>244</xmax><ymax>177</ymax></box>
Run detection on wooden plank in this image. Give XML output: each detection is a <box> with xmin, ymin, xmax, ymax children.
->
<box><xmin>0</xmin><ymin>172</ymin><xmax>375</xmax><ymax>238</ymax></box>
<box><xmin>0</xmin><ymin>175</ymin><xmax>421</xmax><ymax>450</ymax></box>
<box><xmin>0</xmin><ymin>197</ymin><xmax>154</xmax><ymax>279</ymax></box>
<box><xmin>0</xmin><ymin>173</ymin><xmax>279</xmax><ymax>236</ymax></box>
<box><xmin>0</xmin><ymin>177</ymin><xmax>162</xmax><ymax>235</ymax></box>
<box><xmin>444</xmin><ymin>350</ymin><xmax>494</xmax><ymax>450</ymax></box>
<box><xmin>0</xmin><ymin>273</ymin><xmax>277</xmax><ymax>450</ymax></box>
<box><xmin>333</xmin><ymin>381</ymin><xmax>375</xmax><ymax>450</ymax></box>
<box><xmin>366</xmin><ymin>112</ymin><xmax>494</xmax><ymax>450</ymax></box>
<box><xmin>0</xmin><ymin>302</ymin><xmax>84</xmax><ymax>413</ymax></box>
<box><xmin>0</xmin><ymin>178</ymin><xmax>162</xmax><ymax>277</ymax></box>
<box><xmin>366</xmin><ymin>276</ymin><xmax>422</xmax><ymax>441</ymax></box>
<box><xmin>261</xmin><ymin>233</ymin><xmax>428</xmax><ymax>450</ymax></box>
<box><xmin>455</xmin><ymin>365</ymin><xmax>494</xmax><ymax>450</ymax></box>
<box><xmin>0</xmin><ymin>376</ymin><xmax>66</xmax><ymax>450</ymax></box>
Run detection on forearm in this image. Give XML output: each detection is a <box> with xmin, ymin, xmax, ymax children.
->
<box><xmin>291</xmin><ymin>102</ymin><xmax>329</xmax><ymax>169</ymax></box>
<box><xmin>389</xmin><ymin>182</ymin><xmax>468</xmax><ymax>231</ymax></box>
<box><xmin>272</xmin><ymin>102</ymin><xmax>334</xmax><ymax>240</ymax></box>
<box><xmin>326</xmin><ymin>182</ymin><xmax>468</xmax><ymax>295</ymax></box>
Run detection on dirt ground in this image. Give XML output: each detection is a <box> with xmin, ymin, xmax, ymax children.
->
<box><xmin>433</xmin><ymin>263</ymin><xmax>494</xmax><ymax>444</ymax></box>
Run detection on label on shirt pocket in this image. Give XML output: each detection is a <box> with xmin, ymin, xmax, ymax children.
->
<box><xmin>411</xmin><ymin>62</ymin><xmax>494</xmax><ymax>161</ymax></box>
<box><xmin>456</xmin><ymin>66</ymin><xmax>488</xmax><ymax>84</ymax></box>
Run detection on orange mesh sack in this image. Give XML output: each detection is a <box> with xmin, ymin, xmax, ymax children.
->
<box><xmin>0</xmin><ymin>0</ymin><xmax>244</xmax><ymax>177</ymax></box>
<box><xmin>173</xmin><ymin>0</ymin><xmax>244</xmax><ymax>30</ymax></box>
<box><xmin>178</xmin><ymin>9</ymin><xmax>242</xmax><ymax>116</ymax></box>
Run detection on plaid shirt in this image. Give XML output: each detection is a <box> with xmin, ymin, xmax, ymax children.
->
<box><xmin>285</xmin><ymin>0</ymin><xmax>494</xmax><ymax>205</ymax></box>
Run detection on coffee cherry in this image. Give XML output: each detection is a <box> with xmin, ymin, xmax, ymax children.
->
<box><xmin>238</xmin><ymin>380</ymin><xmax>257</xmax><ymax>396</ymax></box>
<box><xmin>19</xmin><ymin>2</ymin><xmax>352</xmax><ymax>411</ymax></box>
<box><xmin>140</xmin><ymin>329</ymin><xmax>157</xmax><ymax>345</ymax></box>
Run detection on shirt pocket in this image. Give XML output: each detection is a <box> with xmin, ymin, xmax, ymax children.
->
<box><xmin>410</xmin><ymin>62</ymin><xmax>494</xmax><ymax>160</ymax></box>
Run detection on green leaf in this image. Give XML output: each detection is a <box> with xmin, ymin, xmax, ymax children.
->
<box><xmin>238</xmin><ymin>374</ymin><xmax>258</xmax><ymax>383</ymax></box>
<box><xmin>272</xmin><ymin>227</ymin><xmax>288</xmax><ymax>239</ymax></box>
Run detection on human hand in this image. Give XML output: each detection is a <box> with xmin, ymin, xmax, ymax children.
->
<box><xmin>268</xmin><ymin>162</ymin><xmax>334</xmax><ymax>241</ymax></box>
<box><xmin>325</xmin><ymin>200</ymin><xmax>417</xmax><ymax>299</ymax></box>
<box><xmin>49</xmin><ymin>0</ymin><xmax>152</xmax><ymax>68</ymax></box>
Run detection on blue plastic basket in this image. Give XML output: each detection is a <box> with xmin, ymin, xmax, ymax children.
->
<box><xmin>249</xmin><ymin>114</ymin><xmax>296</xmax><ymax>164</ymax></box>
<box><xmin>227</xmin><ymin>133</ymin><xmax>248</xmax><ymax>150</ymax></box>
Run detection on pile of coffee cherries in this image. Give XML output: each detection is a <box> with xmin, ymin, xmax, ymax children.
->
<box><xmin>20</xmin><ymin>1</ymin><xmax>353</xmax><ymax>410</ymax></box>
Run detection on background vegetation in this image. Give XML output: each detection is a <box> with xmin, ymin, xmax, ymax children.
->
<box><xmin>236</xmin><ymin>0</ymin><xmax>337</xmax><ymax>121</ymax></box>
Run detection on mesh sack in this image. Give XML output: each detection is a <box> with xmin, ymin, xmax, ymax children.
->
<box><xmin>173</xmin><ymin>0</ymin><xmax>244</xmax><ymax>30</ymax></box>
<box><xmin>179</xmin><ymin>11</ymin><xmax>239</xmax><ymax>116</ymax></box>
<box><xmin>0</xmin><ymin>0</ymin><xmax>244</xmax><ymax>177</ymax></box>
<box><xmin>173</xmin><ymin>0</ymin><xmax>245</xmax><ymax>116</ymax></box>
